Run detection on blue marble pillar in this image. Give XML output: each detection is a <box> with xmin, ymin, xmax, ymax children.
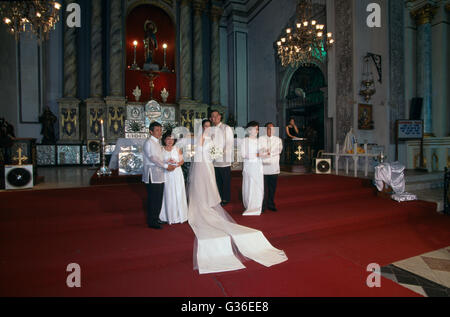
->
<box><xmin>412</xmin><ymin>4</ymin><xmax>437</xmax><ymax>136</ymax></box>
<box><xmin>416</xmin><ymin>22</ymin><xmax>433</xmax><ymax>135</ymax></box>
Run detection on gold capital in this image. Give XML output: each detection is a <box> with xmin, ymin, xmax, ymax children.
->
<box><xmin>411</xmin><ymin>3</ymin><xmax>437</xmax><ymax>26</ymax></box>
<box><xmin>210</xmin><ymin>5</ymin><xmax>223</xmax><ymax>21</ymax></box>
<box><xmin>193</xmin><ymin>0</ymin><xmax>205</xmax><ymax>15</ymax></box>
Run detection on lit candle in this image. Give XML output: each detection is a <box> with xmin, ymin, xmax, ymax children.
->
<box><xmin>100</xmin><ymin>119</ymin><xmax>104</xmax><ymax>139</ymax></box>
<box><xmin>132</xmin><ymin>40</ymin><xmax>138</xmax><ymax>69</ymax></box>
<box><xmin>162</xmin><ymin>43</ymin><xmax>167</xmax><ymax>69</ymax></box>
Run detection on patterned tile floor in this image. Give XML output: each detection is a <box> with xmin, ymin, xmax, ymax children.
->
<box><xmin>381</xmin><ymin>247</ymin><xmax>450</xmax><ymax>297</ymax></box>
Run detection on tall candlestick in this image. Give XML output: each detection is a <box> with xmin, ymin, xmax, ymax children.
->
<box><xmin>97</xmin><ymin>118</ymin><xmax>111</xmax><ymax>176</ymax></box>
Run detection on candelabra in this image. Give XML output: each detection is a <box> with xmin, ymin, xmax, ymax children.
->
<box><xmin>97</xmin><ymin>119</ymin><xmax>112</xmax><ymax>176</ymax></box>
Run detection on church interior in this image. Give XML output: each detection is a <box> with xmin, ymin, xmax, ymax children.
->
<box><xmin>0</xmin><ymin>0</ymin><xmax>449</xmax><ymax>300</ymax></box>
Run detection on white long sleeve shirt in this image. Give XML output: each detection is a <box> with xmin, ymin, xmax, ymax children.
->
<box><xmin>142</xmin><ymin>136</ymin><xmax>168</xmax><ymax>184</ymax></box>
<box><xmin>258</xmin><ymin>135</ymin><xmax>283</xmax><ymax>175</ymax></box>
<box><xmin>211</xmin><ymin>122</ymin><xmax>234</xmax><ymax>167</ymax></box>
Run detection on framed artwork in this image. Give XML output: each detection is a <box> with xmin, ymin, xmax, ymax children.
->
<box><xmin>358</xmin><ymin>104</ymin><xmax>374</xmax><ymax>130</ymax></box>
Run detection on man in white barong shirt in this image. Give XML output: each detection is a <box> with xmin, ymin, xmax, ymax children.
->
<box><xmin>142</xmin><ymin>122</ymin><xmax>176</xmax><ymax>229</ymax></box>
<box><xmin>259</xmin><ymin>122</ymin><xmax>283</xmax><ymax>212</ymax></box>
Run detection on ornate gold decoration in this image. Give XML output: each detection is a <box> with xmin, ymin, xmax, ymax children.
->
<box><xmin>89</xmin><ymin>108</ymin><xmax>104</xmax><ymax>136</ymax></box>
<box><xmin>210</xmin><ymin>4</ymin><xmax>223</xmax><ymax>20</ymax></box>
<box><xmin>294</xmin><ymin>145</ymin><xmax>305</xmax><ymax>161</ymax></box>
<box><xmin>276</xmin><ymin>0</ymin><xmax>334</xmax><ymax>67</ymax></box>
<box><xmin>13</xmin><ymin>148</ymin><xmax>28</xmax><ymax>165</ymax></box>
<box><xmin>61</xmin><ymin>108</ymin><xmax>77</xmax><ymax>136</ymax></box>
<box><xmin>193</xmin><ymin>0</ymin><xmax>205</xmax><ymax>15</ymax></box>
<box><xmin>108</xmin><ymin>107</ymin><xmax>125</xmax><ymax>135</ymax></box>
<box><xmin>181</xmin><ymin>109</ymin><xmax>194</xmax><ymax>130</ymax></box>
<box><xmin>0</xmin><ymin>1</ymin><xmax>61</xmax><ymax>41</ymax></box>
<box><xmin>411</xmin><ymin>3</ymin><xmax>437</xmax><ymax>26</ymax></box>
<box><xmin>414</xmin><ymin>152</ymin><xmax>427</xmax><ymax>169</ymax></box>
<box><xmin>431</xmin><ymin>152</ymin><xmax>439</xmax><ymax>171</ymax></box>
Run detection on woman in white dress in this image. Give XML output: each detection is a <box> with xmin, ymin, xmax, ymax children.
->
<box><xmin>240</xmin><ymin>121</ymin><xmax>266</xmax><ymax>216</ymax></box>
<box><xmin>187</xmin><ymin>119</ymin><xmax>287</xmax><ymax>274</ymax></box>
<box><xmin>160</xmin><ymin>132</ymin><xmax>188</xmax><ymax>225</ymax></box>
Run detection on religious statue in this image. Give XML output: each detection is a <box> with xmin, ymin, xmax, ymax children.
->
<box><xmin>143</xmin><ymin>19</ymin><xmax>158</xmax><ymax>66</ymax></box>
<box><xmin>0</xmin><ymin>117</ymin><xmax>15</xmax><ymax>164</ymax></box>
<box><xmin>39</xmin><ymin>107</ymin><xmax>57</xmax><ymax>144</ymax></box>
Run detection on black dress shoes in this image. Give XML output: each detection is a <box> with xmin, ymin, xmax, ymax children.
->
<box><xmin>220</xmin><ymin>201</ymin><xmax>229</xmax><ymax>206</ymax></box>
<box><xmin>158</xmin><ymin>220</ymin><xmax>168</xmax><ymax>225</ymax></box>
<box><xmin>148</xmin><ymin>224</ymin><xmax>162</xmax><ymax>229</ymax></box>
<box><xmin>269</xmin><ymin>207</ymin><xmax>278</xmax><ymax>212</ymax></box>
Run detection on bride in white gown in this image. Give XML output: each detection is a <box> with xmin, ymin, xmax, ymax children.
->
<box><xmin>187</xmin><ymin>119</ymin><xmax>288</xmax><ymax>274</ymax></box>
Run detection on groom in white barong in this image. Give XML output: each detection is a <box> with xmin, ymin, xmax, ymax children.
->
<box><xmin>210</xmin><ymin>110</ymin><xmax>234</xmax><ymax>206</ymax></box>
<box><xmin>187</xmin><ymin>119</ymin><xmax>287</xmax><ymax>274</ymax></box>
<box><xmin>259</xmin><ymin>122</ymin><xmax>283</xmax><ymax>212</ymax></box>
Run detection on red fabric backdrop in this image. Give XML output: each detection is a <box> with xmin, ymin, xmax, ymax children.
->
<box><xmin>125</xmin><ymin>5</ymin><xmax>176</xmax><ymax>104</ymax></box>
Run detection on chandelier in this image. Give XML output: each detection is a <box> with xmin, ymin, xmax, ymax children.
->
<box><xmin>276</xmin><ymin>0</ymin><xmax>334</xmax><ymax>67</ymax></box>
<box><xmin>0</xmin><ymin>1</ymin><xmax>62</xmax><ymax>42</ymax></box>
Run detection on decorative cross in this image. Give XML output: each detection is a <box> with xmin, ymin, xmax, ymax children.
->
<box><xmin>13</xmin><ymin>148</ymin><xmax>28</xmax><ymax>165</ymax></box>
<box><xmin>294</xmin><ymin>145</ymin><xmax>305</xmax><ymax>161</ymax></box>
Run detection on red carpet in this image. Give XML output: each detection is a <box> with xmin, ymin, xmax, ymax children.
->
<box><xmin>1</xmin><ymin>174</ymin><xmax>449</xmax><ymax>297</ymax></box>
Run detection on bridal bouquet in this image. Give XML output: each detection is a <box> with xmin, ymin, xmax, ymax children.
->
<box><xmin>208</xmin><ymin>144</ymin><xmax>223</xmax><ymax>161</ymax></box>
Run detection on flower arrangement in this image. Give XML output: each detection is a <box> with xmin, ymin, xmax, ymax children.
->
<box><xmin>208</xmin><ymin>144</ymin><xmax>223</xmax><ymax>161</ymax></box>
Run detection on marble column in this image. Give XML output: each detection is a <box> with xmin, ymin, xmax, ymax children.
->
<box><xmin>389</xmin><ymin>0</ymin><xmax>406</xmax><ymax>144</ymax></box>
<box><xmin>411</xmin><ymin>3</ymin><xmax>437</xmax><ymax>136</ymax></box>
<box><xmin>334</xmin><ymin>0</ymin><xmax>353</xmax><ymax>146</ymax></box>
<box><xmin>109</xmin><ymin>0</ymin><xmax>124</xmax><ymax>97</ymax></box>
<box><xmin>193</xmin><ymin>0</ymin><xmax>205</xmax><ymax>103</ymax></box>
<box><xmin>210</xmin><ymin>5</ymin><xmax>222</xmax><ymax>107</ymax></box>
<box><xmin>179</xmin><ymin>0</ymin><xmax>193</xmax><ymax>101</ymax></box>
<box><xmin>58</xmin><ymin>0</ymin><xmax>80</xmax><ymax>142</ymax></box>
<box><xmin>86</xmin><ymin>0</ymin><xmax>106</xmax><ymax>141</ymax></box>
<box><xmin>106</xmin><ymin>0</ymin><xmax>126</xmax><ymax>142</ymax></box>
<box><xmin>90</xmin><ymin>0</ymin><xmax>103</xmax><ymax>99</ymax></box>
<box><xmin>63</xmin><ymin>1</ymin><xmax>77</xmax><ymax>99</ymax></box>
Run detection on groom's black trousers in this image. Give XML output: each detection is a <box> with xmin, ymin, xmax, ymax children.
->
<box><xmin>146</xmin><ymin>182</ymin><xmax>164</xmax><ymax>226</ymax></box>
<box><xmin>214</xmin><ymin>166</ymin><xmax>231</xmax><ymax>202</ymax></box>
<box><xmin>263</xmin><ymin>174</ymin><xmax>278</xmax><ymax>209</ymax></box>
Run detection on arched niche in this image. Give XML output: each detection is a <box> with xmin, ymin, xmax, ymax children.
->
<box><xmin>125</xmin><ymin>3</ymin><xmax>176</xmax><ymax>104</ymax></box>
<box><xmin>279</xmin><ymin>64</ymin><xmax>327</xmax><ymax>156</ymax></box>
